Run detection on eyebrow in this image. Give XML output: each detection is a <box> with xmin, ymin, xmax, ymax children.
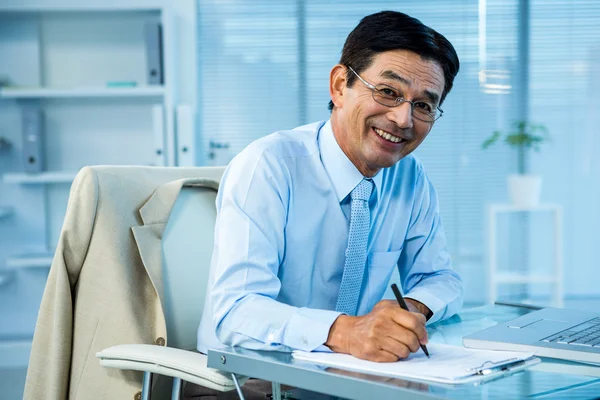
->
<box><xmin>379</xmin><ymin>70</ymin><xmax>441</xmax><ymax>105</ymax></box>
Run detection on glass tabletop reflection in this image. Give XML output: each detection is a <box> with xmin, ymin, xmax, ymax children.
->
<box><xmin>211</xmin><ymin>305</ymin><xmax>600</xmax><ymax>400</ymax></box>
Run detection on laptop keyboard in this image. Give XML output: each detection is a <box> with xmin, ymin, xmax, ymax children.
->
<box><xmin>542</xmin><ymin>317</ymin><xmax>600</xmax><ymax>347</ymax></box>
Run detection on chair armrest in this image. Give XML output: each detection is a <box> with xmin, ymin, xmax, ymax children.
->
<box><xmin>96</xmin><ymin>344</ymin><xmax>247</xmax><ymax>392</ymax></box>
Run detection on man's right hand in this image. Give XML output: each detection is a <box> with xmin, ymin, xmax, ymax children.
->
<box><xmin>325</xmin><ymin>300</ymin><xmax>428</xmax><ymax>362</ymax></box>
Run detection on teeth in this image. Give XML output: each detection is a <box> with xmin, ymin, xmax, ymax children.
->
<box><xmin>374</xmin><ymin>128</ymin><xmax>403</xmax><ymax>143</ymax></box>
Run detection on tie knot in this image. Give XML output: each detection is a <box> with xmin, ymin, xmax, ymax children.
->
<box><xmin>351</xmin><ymin>179</ymin><xmax>373</xmax><ymax>202</ymax></box>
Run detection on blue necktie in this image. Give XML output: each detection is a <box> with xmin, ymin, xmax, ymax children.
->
<box><xmin>335</xmin><ymin>178</ymin><xmax>373</xmax><ymax>316</ymax></box>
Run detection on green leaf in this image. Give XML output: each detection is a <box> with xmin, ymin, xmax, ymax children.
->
<box><xmin>482</xmin><ymin>131</ymin><xmax>501</xmax><ymax>149</ymax></box>
<box><xmin>483</xmin><ymin>120</ymin><xmax>550</xmax><ymax>151</ymax></box>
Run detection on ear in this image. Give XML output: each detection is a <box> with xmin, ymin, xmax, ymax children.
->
<box><xmin>329</xmin><ymin>64</ymin><xmax>347</xmax><ymax>110</ymax></box>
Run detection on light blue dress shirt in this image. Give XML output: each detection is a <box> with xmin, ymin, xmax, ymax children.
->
<box><xmin>197</xmin><ymin>120</ymin><xmax>463</xmax><ymax>353</ymax></box>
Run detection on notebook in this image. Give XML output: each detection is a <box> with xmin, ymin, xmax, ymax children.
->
<box><xmin>292</xmin><ymin>343</ymin><xmax>540</xmax><ymax>384</ymax></box>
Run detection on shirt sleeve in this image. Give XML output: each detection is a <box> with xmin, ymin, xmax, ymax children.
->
<box><xmin>210</xmin><ymin>147</ymin><xmax>341</xmax><ymax>352</ymax></box>
<box><xmin>399</xmin><ymin>168</ymin><xmax>464</xmax><ymax>325</ymax></box>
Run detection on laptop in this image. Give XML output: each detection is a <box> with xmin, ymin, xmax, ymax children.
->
<box><xmin>463</xmin><ymin>308</ymin><xmax>600</xmax><ymax>364</ymax></box>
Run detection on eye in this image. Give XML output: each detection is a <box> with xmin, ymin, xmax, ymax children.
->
<box><xmin>414</xmin><ymin>102</ymin><xmax>434</xmax><ymax>113</ymax></box>
<box><xmin>376</xmin><ymin>85</ymin><xmax>400</xmax><ymax>98</ymax></box>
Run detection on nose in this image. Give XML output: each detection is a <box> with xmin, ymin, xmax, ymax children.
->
<box><xmin>387</xmin><ymin>101</ymin><xmax>413</xmax><ymax>130</ymax></box>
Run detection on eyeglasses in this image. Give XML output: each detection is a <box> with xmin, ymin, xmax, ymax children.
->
<box><xmin>347</xmin><ymin>66</ymin><xmax>443</xmax><ymax>123</ymax></box>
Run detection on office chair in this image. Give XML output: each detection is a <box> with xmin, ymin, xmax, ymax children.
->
<box><xmin>24</xmin><ymin>165</ymin><xmax>247</xmax><ymax>400</ymax></box>
<box><xmin>96</xmin><ymin>171</ymin><xmax>248</xmax><ymax>399</ymax></box>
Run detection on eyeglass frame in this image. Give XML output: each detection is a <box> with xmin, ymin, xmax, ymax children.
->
<box><xmin>346</xmin><ymin>66</ymin><xmax>444</xmax><ymax>123</ymax></box>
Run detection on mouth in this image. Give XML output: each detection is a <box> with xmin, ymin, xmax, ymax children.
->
<box><xmin>373</xmin><ymin>127</ymin><xmax>406</xmax><ymax>144</ymax></box>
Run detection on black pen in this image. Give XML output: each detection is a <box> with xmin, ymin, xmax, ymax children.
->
<box><xmin>390</xmin><ymin>283</ymin><xmax>430</xmax><ymax>358</ymax></box>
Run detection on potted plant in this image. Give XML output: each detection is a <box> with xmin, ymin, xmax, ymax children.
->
<box><xmin>482</xmin><ymin>120</ymin><xmax>550</xmax><ymax>207</ymax></box>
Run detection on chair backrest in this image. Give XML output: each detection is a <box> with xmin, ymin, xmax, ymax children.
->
<box><xmin>161</xmin><ymin>185</ymin><xmax>218</xmax><ymax>351</ymax></box>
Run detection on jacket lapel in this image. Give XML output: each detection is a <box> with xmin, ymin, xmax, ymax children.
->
<box><xmin>131</xmin><ymin>224</ymin><xmax>165</xmax><ymax>299</ymax></box>
<box><xmin>132</xmin><ymin>177</ymin><xmax>220</xmax><ymax>304</ymax></box>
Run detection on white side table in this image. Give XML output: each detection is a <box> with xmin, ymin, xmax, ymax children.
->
<box><xmin>487</xmin><ymin>203</ymin><xmax>563</xmax><ymax>306</ymax></box>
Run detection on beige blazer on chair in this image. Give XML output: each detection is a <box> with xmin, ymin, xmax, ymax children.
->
<box><xmin>24</xmin><ymin>166</ymin><xmax>225</xmax><ymax>400</ymax></box>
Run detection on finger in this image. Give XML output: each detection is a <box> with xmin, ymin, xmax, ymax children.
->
<box><xmin>377</xmin><ymin>302</ymin><xmax>428</xmax><ymax>344</ymax></box>
<box><xmin>411</xmin><ymin>311</ymin><xmax>427</xmax><ymax>326</ymax></box>
<box><xmin>397</xmin><ymin>329</ymin><xmax>423</xmax><ymax>353</ymax></box>
<box><xmin>382</xmin><ymin>322</ymin><xmax>422</xmax><ymax>353</ymax></box>
<box><xmin>389</xmin><ymin>309</ymin><xmax>428</xmax><ymax>342</ymax></box>
<box><xmin>371</xmin><ymin>348</ymin><xmax>403</xmax><ymax>363</ymax></box>
<box><xmin>379</xmin><ymin>336</ymin><xmax>413</xmax><ymax>359</ymax></box>
<box><xmin>379</xmin><ymin>299</ymin><xmax>399</xmax><ymax>308</ymax></box>
<box><xmin>409</xmin><ymin>312</ymin><xmax>428</xmax><ymax>344</ymax></box>
<box><xmin>355</xmin><ymin>343</ymin><xmax>401</xmax><ymax>363</ymax></box>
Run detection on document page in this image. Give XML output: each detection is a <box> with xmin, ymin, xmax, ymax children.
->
<box><xmin>292</xmin><ymin>343</ymin><xmax>535</xmax><ymax>383</ymax></box>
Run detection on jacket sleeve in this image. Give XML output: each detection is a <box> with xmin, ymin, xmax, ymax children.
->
<box><xmin>23</xmin><ymin>167</ymin><xmax>99</xmax><ymax>400</ymax></box>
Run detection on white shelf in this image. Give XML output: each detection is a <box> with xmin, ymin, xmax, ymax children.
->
<box><xmin>488</xmin><ymin>203</ymin><xmax>563</xmax><ymax>307</ymax></box>
<box><xmin>0</xmin><ymin>86</ymin><xmax>165</xmax><ymax>99</ymax></box>
<box><xmin>495</xmin><ymin>273</ymin><xmax>560</xmax><ymax>284</ymax></box>
<box><xmin>0</xmin><ymin>207</ymin><xmax>13</xmax><ymax>219</ymax></box>
<box><xmin>3</xmin><ymin>171</ymin><xmax>77</xmax><ymax>184</ymax></box>
<box><xmin>0</xmin><ymin>337</ymin><xmax>32</xmax><ymax>368</ymax></box>
<box><xmin>0</xmin><ymin>5</ymin><xmax>162</xmax><ymax>13</ymax></box>
<box><xmin>6</xmin><ymin>254</ymin><xmax>53</xmax><ymax>269</ymax></box>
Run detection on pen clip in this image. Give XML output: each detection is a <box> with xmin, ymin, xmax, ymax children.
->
<box><xmin>465</xmin><ymin>357</ymin><xmax>520</xmax><ymax>374</ymax></box>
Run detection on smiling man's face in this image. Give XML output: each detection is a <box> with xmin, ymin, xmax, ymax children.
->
<box><xmin>330</xmin><ymin>49</ymin><xmax>445</xmax><ymax>177</ymax></box>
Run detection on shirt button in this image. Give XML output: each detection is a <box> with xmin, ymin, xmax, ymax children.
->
<box><xmin>134</xmin><ymin>391</ymin><xmax>142</xmax><ymax>400</ymax></box>
<box><xmin>155</xmin><ymin>337</ymin><xmax>165</xmax><ymax>346</ymax></box>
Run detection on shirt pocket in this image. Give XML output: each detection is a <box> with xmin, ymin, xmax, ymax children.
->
<box><xmin>362</xmin><ymin>248</ymin><xmax>403</xmax><ymax>313</ymax></box>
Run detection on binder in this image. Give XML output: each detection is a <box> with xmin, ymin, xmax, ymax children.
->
<box><xmin>21</xmin><ymin>104</ymin><xmax>44</xmax><ymax>173</ymax></box>
<box><xmin>151</xmin><ymin>104</ymin><xmax>166</xmax><ymax>166</ymax></box>
<box><xmin>176</xmin><ymin>104</ymin><xmax>196</xmax><ymax>167</ymax></box>
<box><xmin>144</xmin><ymin>22</ymin><xmax>164</xmax><ymax>85</ymax></box>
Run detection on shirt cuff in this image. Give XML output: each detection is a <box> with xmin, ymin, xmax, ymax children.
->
<box><xmin>283</xmin><ymin>308</ymin><xmax>342</xmax><ymax>351</ymax></box>
<box><xmin>404</xmin><ymin>290</ymin><xmax>446</xmax><ymax>325</ymax></box>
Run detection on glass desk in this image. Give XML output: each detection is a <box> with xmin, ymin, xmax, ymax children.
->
<box><xmin>207</xmin><ymin>305</ymin><xmax>600</xmax><ymax>399</ymax></box>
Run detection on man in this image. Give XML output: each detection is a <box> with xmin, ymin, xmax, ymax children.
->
<box><xmin>192</xmin><ymin>9</ymin><xmax>463</xmax><ymax>398</ymax></box>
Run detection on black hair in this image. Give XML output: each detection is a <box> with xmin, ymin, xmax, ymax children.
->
<box><xmin>328</xmin><ymin>10</ymin><xmax>460</xmax><ymax>111</ymax></box>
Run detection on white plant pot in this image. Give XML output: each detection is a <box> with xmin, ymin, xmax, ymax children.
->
<box><xmin>507</xmin><ymin>174</ymin><xmax>542</xmax><ymax>207</ymax></box>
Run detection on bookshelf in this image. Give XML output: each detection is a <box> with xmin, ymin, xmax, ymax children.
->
<box><xmin>0</xmin><ymin>2</ymin><xmax>200</xmax><ymax>373</ymax></box>
<box><xmin>0</xmin><ymin>5</ymin><xmax>176</xmax><ymax>253</ymax></box>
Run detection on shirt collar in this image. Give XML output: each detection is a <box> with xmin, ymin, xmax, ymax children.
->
<box><xmin>319</xmin><ymin>120</ymin><xmax>383</xmax><ymax>203</ymax></box>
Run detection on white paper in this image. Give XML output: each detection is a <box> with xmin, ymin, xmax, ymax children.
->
<box><xmin>292</xmin><ymin>343</ymin><xmax>535</xmax><ymax>383</ymax></box>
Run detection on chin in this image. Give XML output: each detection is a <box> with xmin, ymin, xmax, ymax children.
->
<box><xmin>367</xmin><ymin>148</ymin><xmax>410</xmax><ymax>171</ymax></box>
<box><xmin>373</xmin><ymin>157</ymin><xmax>402</xmax><ymax>171</ymax></box>
<box><xmin>387</xmin><ymin>152</ymin><xmax>408</xmax><ymax>166</ymax></box>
